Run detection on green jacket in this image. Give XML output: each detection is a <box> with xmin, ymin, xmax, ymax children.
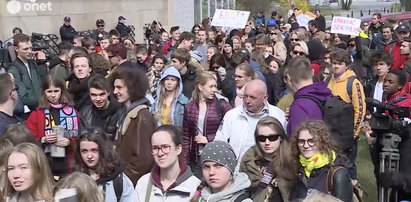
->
<box><xmin>240</xmin><ymin>146</ymin><xmax>293</xmax><ymax>202</ymax></box>
<box><xmin>7</xmin><ymin>58</ymin><xmax>41</xmax><ymax>110</ymax></box>
<box><xmin>50</xmin><ymin>63</ymin><xmax>69</xmax><ymax>82</ymax></box>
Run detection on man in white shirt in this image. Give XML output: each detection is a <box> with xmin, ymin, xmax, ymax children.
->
<box><xmin>215</xmin><ymin>79</ymin><xmax>286</xmax><ymax>170</ymax></box>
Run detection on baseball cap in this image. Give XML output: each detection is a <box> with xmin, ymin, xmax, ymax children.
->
<box><xmin>396</xmin><ymin>25</ymin><xmax>410</xmax><ymax>33</ymax></box>
<box><xmin>118</xmin><ymin>16</ymin><xmax>126</xmax><ymax>21</ymax></box>
<box><xmin>267</xmin><ymin>19</ymin><xmax>277</xmax><ymax>26</ymax></box>
<box><xmin>96</xmin><ymin>19</ymin><xmax>105</xmax><ymax>25</ymax></box>
<box><xmin>64</xmin><ymin>16</ymin><xmax>71</xmax><ymax>22</ymax></box>
<box><xmin>282</xmin><ymin>23</ymin><xmax>292</xmax><ymax>29</ymax></box>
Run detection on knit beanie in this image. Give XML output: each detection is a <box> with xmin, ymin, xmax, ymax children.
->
<box><xmin>224</xmin><ymin>38</ymin><xmax>233</xmax><ymax>48</ymax></box>
<box><xmin>200</xmin><ymin>141</ymin><xmax>237</xmax><ymax>174</ymax></box>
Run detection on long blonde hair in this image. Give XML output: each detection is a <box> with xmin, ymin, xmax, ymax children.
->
<box><xmin>53</xmin><ymin>172</ymin><xmax>104</xmax><ymax>202</ymax></box>
<box><xmin>3</xmin><ymin>143</ymin><xmax>54</xmax><ymax>201</ymax></box>
<box><xmin>191</xmin><ymin>71</ymin><xmax>216</xmax><ymax>103</ymax></box>
<box><xmin>154</xmin><ymin>74</ymin><xmax>179</xmax><ymax>123</ymax></box>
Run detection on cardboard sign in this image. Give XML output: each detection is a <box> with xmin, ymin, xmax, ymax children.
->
<box><xmin>211</xmin><ymin>9</ymin><xmax>250</xmax><ymax>28</ymax></box>
<box><xmin>295</xmin><ymin>11</ymin><xmax>316</xmax><ymax>29</ymax></box>
<box><xmin>331</xmin><ymin>16</ymin><xmax>361</xmax><ymax>36</ymax></box>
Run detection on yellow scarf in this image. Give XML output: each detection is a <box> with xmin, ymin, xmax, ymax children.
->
<box><xmin>299</xmin><ymin>151</ymin><xmax>336</xmax><ymax>177</ymax></box>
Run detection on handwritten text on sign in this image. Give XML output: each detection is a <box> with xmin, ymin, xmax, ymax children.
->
<box><xmin>211</xmin><ymin>9</ymin><xmax>250</xmax><ymax>28</ymax></box>
<box><xmin>331</xmin><ymin>17</ymin><xmax>361</xmax><ymax>36</ymax></box>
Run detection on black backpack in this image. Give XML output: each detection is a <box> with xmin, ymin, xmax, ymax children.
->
<box><xmin>300</xmin><ymin>76</ymin><xmax>356</xmax><ymax>152</ymax></box>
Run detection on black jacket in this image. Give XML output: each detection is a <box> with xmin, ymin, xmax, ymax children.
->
<box><xmin>115</xmin><ymin>23</ymin><xmax>131</xmax><ymax>37</ymax></box>
<box><xmin>67</xmin><ymin>74</ymin><xmax>92</xmax><ymax>111</ymax></box>
<box><xmin>291</xmin><ymin>157</ymin><xmax>353</xmax><ymax>202</ymax></box>
<box><xmin>59</xmin><ymin>24</ymin><xmax>77</xmax><ymax>43</ymax></box>
<box><xmin>80</xmin><ymin>97</ymin><xmax>124</xmax><ymax>140</ymax></box>
<box><xmin>181</xmin><ymin>65</ymin><xmax>197</xmax><ymax>99</ymax></box>
<box><xmin>315</xmin><ymin>15</ymin><xmax>326</xmax><ymax>32</ymax></box>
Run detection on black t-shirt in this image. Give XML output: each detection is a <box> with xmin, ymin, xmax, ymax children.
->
<box><xmin>0</xmin><ymin>111</ymin><xmax>19</xmax><ymax>135</ymax></box>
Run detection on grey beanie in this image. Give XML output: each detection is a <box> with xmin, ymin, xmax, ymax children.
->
<box><xmin>200</xmin><ymin>141</ymin><xmax>237</xmax><ymax>174</ymax></box>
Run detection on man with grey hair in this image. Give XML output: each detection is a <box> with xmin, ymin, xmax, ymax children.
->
<box><xmin>215</xmin><ymin>79</ymin><xmax>286</xmax><ymax>170</ymax></box>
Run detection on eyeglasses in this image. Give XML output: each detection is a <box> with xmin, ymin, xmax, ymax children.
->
<box><xmin>297</xmin><ymin>138</ymin><xmax>316</xmax><ymax>147</ymax></box>
<box><xmin>151</xmin><ymin>144</ymin><xmax>171</xmax><ymax>155</ymax></box>
<box><xmin>9</xmin><ymin>85</ymin><xmax>18</xmax><ymax>95</ymax></box>
<box><xmin>348</xmin><ymin>43</ymin><xmax>356</xmax><ymax>47</ymax></box>
<box><xmin>256</xmin><ymin>134</ymin><xmax>280</xmax><ymax>142</ymax></box>
<box><xmin>290</xmin><ymin>38</ymin><xmax>299</xmax><ymax>42</ymax></box>
<box><xmin>293</xmin><ymin>50</ymin><xmax>306</xmax><ymax>56</ymax></box>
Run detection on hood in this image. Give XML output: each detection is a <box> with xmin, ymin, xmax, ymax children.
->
<box><xmin>294</xmin><ymin>82</ymin><xmax>332</xmax><ymax>103</ymax></box>
<box><xmin>334</xmin><ymin>69</ymin><xmax>357</xmax><ymax>83</ymax></box>
<box><xmin>201</xmin><ymin>172</ymin><xmax>251</xmax><ymax>201</ymax></box>
<box><xmin>156</xmin><ymin>66</ymin><xmax>183</xmax><ymax>98</ymax></box>
<box><xmin>150</xmin><ymin>161</ymin><xmax>194</xmax><ymax>191</ymax></box>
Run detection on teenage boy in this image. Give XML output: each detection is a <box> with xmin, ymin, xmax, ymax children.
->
<box><xmin>171</xmin><ymin>48</ymin><xmax>196</xmax><ymax>98</ymax></box>
<box><xmin>80</xmin><ymin>75</ymin><xmax>124</xmax><ymax>140</ymax></box>
<box><xmin>287</xmin><ymin>56</ymin><xmax>332</xmax><ymax>135</ymax></box>
<box><xmin>327</xmin><ymin>49</ymin><xmax>366</xmax><ymax>180</ymax></box>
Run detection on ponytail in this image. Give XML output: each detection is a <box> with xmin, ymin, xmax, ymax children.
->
<box><xmin>190</xmin><ymin>180</ymin><xmax>207</xmax><ymax>202</ymax></box>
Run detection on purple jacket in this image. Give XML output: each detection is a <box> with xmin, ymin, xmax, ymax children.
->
<box><xmin>182</xmin><ymin>97</ymin><xmax>232</xmax><ymax>164</ymax></box>
<box><xmin>287</xmin><ymin>82</ymin><xmax>332</xmax><ymax>136</ymax></box>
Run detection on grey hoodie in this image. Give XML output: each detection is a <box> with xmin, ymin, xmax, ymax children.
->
<box><xmin>200</xmin><ymin>172</ymin><xmax>253</xmax><ymax>202</ymax></box>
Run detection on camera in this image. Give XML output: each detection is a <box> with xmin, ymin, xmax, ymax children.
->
<box><xmin>366</xmin><ymin>98</ymin><xmax>410</xmax><ymax>137</ymax></box>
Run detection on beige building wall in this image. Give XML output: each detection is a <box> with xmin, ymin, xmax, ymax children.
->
<box><xmin>0</xmin><ymin>0</ymin><xmax>195</xmax><ymax>44</ymax></box>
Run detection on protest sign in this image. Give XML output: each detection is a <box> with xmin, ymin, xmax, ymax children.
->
<box><xmin>295</xmin><ymin>11</ymin><xmax>316</xmax><ymax>29</ymax></box>
<box><xmin>211</xmin><ymin>9</ymin><xmax>250</xmax><ymax>28</ymax></box>
<box><xmin>331</xmin><ymin>16</ymin><xmax>361</xmax><ymax>36</ymax></box>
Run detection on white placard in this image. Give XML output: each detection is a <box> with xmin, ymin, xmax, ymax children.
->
<box><xmin>211</xmin><ymin>9</ymin><xmax>250</xmax><ymax>28</ymax></box>
<box><xmin>296</xmin><ymin>14</ymin><xmax>315</xmax><ymax>29</ymax></box>
<box><xmin>331</xmin><ymin>16</ymin><xmax>361</xmax><ymax>36</ymax></box>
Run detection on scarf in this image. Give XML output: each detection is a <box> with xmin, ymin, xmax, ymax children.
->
<box><xmin>299</xmin><ymin>151</ymin><xmax>336</xmax><ymax>177</ymax></box>
<box><xmin>44</xmin><ymin>104</ymin><xmax>79</xmax><ymax>138</ymax></box>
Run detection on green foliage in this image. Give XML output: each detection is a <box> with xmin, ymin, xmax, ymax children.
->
<box><xmin>391</xmin><ymin>3</ymin><xmax>402</xmax><ymax>12</ymax></box>
<box><xmin>400</xmin><ymin>0</ymin><xmax>411</xmax><ymax>11</ymax></box>
<box><xmin>237</xmin><ymin>0</ymin><xmax>275</xmax><ymax>14</ymax></box>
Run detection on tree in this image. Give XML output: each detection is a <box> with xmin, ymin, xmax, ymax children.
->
<box><xmin>237</xmin><ymin>0</ymin><xmax>275</xmax><ymax>15</ymax></box>
<box><xmin>341</xmin><ymin>0</ymin><xmax>352</xmax><ymax>10</ymax></box>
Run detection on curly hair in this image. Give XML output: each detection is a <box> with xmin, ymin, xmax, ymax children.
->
<box><xmin>293</xmin><ymin>120</ymin><xmax>340</xmax><ymax>164</ymax></box>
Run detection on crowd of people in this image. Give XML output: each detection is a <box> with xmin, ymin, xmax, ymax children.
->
<box><xmin>1</xmin><ymin>6</ymin><xmax>411</xmax><ymax>202</ymax></box>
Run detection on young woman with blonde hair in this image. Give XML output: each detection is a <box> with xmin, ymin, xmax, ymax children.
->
<box><xmin>151</xmin><ymin>66</ymin><xmax>189</xmax><ymax>126</ymax></box>
<box><xmin>182</xmin><ymin>71</ymin><xmax>232</xmax><ymax>177</ymax></box>
<box><xmin>3</xmin><ymin>143</ymin><xmax>54</xmax><ymax>202</ymax></box>
<box><xmin>53</xmin><ymin>172</ymin><xmax>104</xmax><ymax>202</ymax></box>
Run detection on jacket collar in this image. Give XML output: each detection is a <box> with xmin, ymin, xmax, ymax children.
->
<box><xmin>150</xmin><ymin>160</ymin><xmax>192</xmax><ymax>191</ymax></box>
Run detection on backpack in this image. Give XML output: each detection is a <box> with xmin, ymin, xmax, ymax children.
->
<box><xmin>300</xmin><ymin>76</ymin><xmax>356</xmax><ymax>152</ymax></box>
<box><xmin>327</xmin><ymin>166</ymin><xmax>365</xmax><ymax>202</ymax></box>
<box><xmin>102</xmin><ymin>173</ymin><xmax>123</xmax><ymax>202</ymax></box>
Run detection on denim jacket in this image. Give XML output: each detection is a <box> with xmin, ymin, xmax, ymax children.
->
<box><xmin>151</xmin><ymin>66</ymin><xmax>189</xmax><ymax>126</ymax></box>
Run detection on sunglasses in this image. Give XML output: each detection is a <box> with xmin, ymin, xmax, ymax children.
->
<box><xmin>293</xmin><ymin>50</ymin><xmax>306</xmax><ymax>56</ymax></box>
<box><xmin>256</xmin><ymin>134</ymin><xmax>280</xmax><ymax>142</ymax></box>
<box><xmin>290</xmin><ymin>38</ymin><xmax>299</xmax><ymax>42</ymax></box>
<box><xmin>348</xmin><ymin>43</ymin><xmax>356</xmax><ymax>47</ymax></box>
<box><xmin>97</xmin><ymin>24</ymin><xmax>105</xmax><ymax>28</ymax></box>
<box><xmin>297</xmin><ymin>138</ymin><xmax>316</xmax><ymax>147</ymax></box>
<box><xmin>269</xmin><ymin>32</ymin><xmax>278</xmax><ymax>36</ymax></box>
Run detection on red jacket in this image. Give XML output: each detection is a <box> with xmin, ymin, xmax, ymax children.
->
<box><xmin>386</xmin><ymin>42</ymin><xmax>408</xmax><ymax>70</ymax></box>
<box><xmin>26</xmin><ymin>107</ymin><xmax>80</xmax><ymax>173</ymax></box>
<box><xmin>384</xmin><ymin>91</ymin><xmax>411</xmax><ymax>108</ymax></box>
